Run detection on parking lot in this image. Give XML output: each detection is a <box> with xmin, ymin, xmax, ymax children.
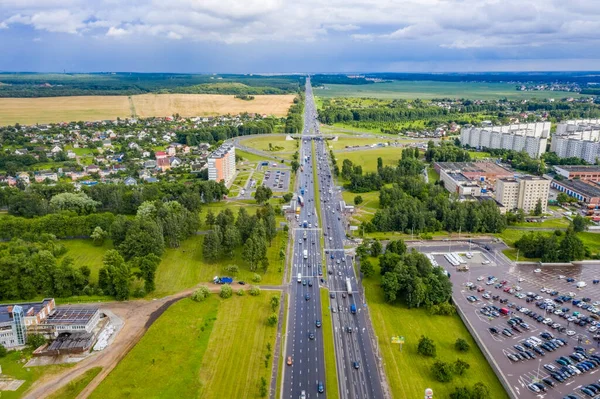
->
<box><xmin>415</xmin><ymin>242</ymin><xmax>600</xmax><ymax>399</ymax></box>
<box><xmin>263</xmin><ymin>168</ymin><xmax>290</xmax><ymax>192</ymax></box>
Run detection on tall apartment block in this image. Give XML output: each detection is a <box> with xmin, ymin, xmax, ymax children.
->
<box><xmin>551</xmin><ymin>119</ymin><xmax>600</xmax><ymax>164</ymax></box>
<box><xmin>208</xmin><ymin>143</ymin><xmax>236</xmax><ymax>185</ymax></box>
<box><xmin>461</xmin><ymin>122</ymin><xmax>551</xmax><ymax>158</ymax></box>
<box><xmin>496</xmin><ymin>176</ymin><xmax>550</xmax><ymax>214</ymax></box>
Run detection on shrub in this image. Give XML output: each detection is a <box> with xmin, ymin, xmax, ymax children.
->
<box><xmin>225</xmin><ymin>265</ymin><xmax>239</xmax><ymax>275</ymax></box>
<box><xmin>252</xmin><ymin>273</ymin><xmax>262</xmax><ymax>283</ymax></box>
<box><xmin>220</xmin><ymin>285</ymin><xmax>233</xmax><ymax>299</ymax></box>
<box><xmin>249</xmin><ymin>286</ymin><xmax>261</xmax><ymax>296</ymax></box>
<box><xmin>453</xmin><ymin>359</ymin><xmax>470</xmax><ymax>376</ymax></box>
<box><xmin>237</xmin><ymin>289</ymin><xmax>245</xmax><ymax>296</ymax></box>
<box><xmin>132</xmin><ymin>287</ymin><xmax>146</xmax><ymax>298</ymax></box>
<box><xmin>431</xmin><ymin>361</ymin><xmax>454</xmax><ymax>382</ymax></box>
<box><xmin>27</xmin><ymin>334</ymin><xmax>46</xmax><ymax>350</ymax></box>
<box><xmin>192</xmin><ymin>286</ymin><xmax>211</xmax><ymax>302</ymax></box>
<box><xmin>417</xmin><ymin>335</ymin><xmax>436</xmax><ymax>357</ymax></box>
<box><xmin>0</xmin><ymin>344</ymin><xmax>7</xmax><ymax>358</ymax></box>
<box><xmin>455</xmin><ymin>338</ymin><xmax>470</xmax><ymax>352</ymax></box>
<box><xmin>267</xmin><ymin>313</ymin><xmax>278</xmax><ymax>327</ymax></box>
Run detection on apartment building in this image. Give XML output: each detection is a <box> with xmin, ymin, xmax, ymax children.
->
<box><xmin>551</xmin><ymin>119</ymin><xmax>600</xmax><ymax>163</ymax></box>
<box><xmin>208</xmin><ymin>143</ymin><xmax>236</xmax><ymax>185</ymax></box>
<box><xmin>496</xmin><ymin>176</ymin><xmax>550</xmax><ymax>213</ymax></box>
<box><xmin>461</xmin><ymin>122</ymin><xmax>550</xmax><ymax>158</ymax></box>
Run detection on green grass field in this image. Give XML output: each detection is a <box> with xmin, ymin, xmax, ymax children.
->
<box><xmin>362</xmin><ymin>258</ymin><xmax>508</xmax><ymax>398</ymax></box>
<box><xmin>328</xmin><ymin>137</ymin><xmax>400</xmax><ymax>151</ymax></box>
<box><xmin>237</xmin><ymin>149</ymin><xmax>271</xmax><ymax>163</ymax></box>
<box><xmin>48</xmin><ymin>367</ymin><xmax>102</xmax><ymax>399</ymax></box>
<box><xmin>320</xmin><ymin>288</ymin><xmax>340</xmax><ymax>399</ymax></box>
<box><xmin>427</xmin><ymin>167</ymin><xmax>440</xmax><ymax>183</ymax></box>
<box><xmin>0</xmin><ymin>350</ymin><xmax>74</xmax><ymax>399</ymax></box>
<box><xmin>91</xmin><ymin>295</ymin><xmax>278</xmax><ymax>399</ymax></box>
<box><xmin>341</xmin><ymin>190</ymin><xmax>380</xmax><ymax>225</ymax></box>
<box><xmin>240</xmin><ymin>135</ymin><xmax>298</xmax><ymax>158</ymax></box>
<box><xmin>468</xmin><ymin>151</ymin><xmax>494</xmax><ymax>160</ymax></box>
<box><xmin>315</xmin><ymin>81</ymin><xmax>584</xmax><ymax>100</ymax></box>
<box><xmin>335</xmin><ymin>148</ymin><xmax>401</xmax><ymax>173</ymax></box>
<box><xmin>61</xmin><ymin>239</ymin><xmax>113</xmax><ymax>284</ymax></box>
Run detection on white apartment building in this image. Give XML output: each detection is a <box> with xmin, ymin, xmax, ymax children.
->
<box><xmin>496</xmin><ymin>176</ymin><xmax>550</xmax><ymax>214</ymax></box>
<box><xmin>551</xmin><ymin>119</ymin><xmax>600</xmax><ymax>163</ymax></box>
<box><xmin>207</xmin><ymin>143</ymin><xmax>236</xmax><ymax>185</ymax></box>
<box><xmin>461</xmin><ymin>122</ymin><xmax>550</xmax><ymax>158</ymax></box>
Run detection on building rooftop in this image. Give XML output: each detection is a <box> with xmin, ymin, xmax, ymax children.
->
<box><xmin>45</xmin><ymin>306</ymin><xmax>98</xmax><ymax>325</ymax></box>
<box><xmin>447</xmin><ymin>173</ymin><xmax>470</xmax><ymax>182</ymax></box>
<box><xmin>554</xmin><ymin>179</ymin><xmax>600</xmax><ymax>198</ymax></box>
<box><xmin>555</xmin><ymin>165</ymin><xmax>600</xmax><ymax>173</ymax></box>
<box><xmin>435</xmin><ymin>162</ymin><xmax>512</xmax><ymax>176</ymax></box>
<box><xmin>0</xmin><ymin>299</ymin><xmax>54</xmax><ymax>324</ymax></box>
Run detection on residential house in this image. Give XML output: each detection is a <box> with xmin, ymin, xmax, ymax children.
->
<box><xmin>17</xmin><ymin>172</ymin><xmax>30</xmax><ymax>184</ymax></box>
<box><xmin>34</xmin><ymin>172</ymin><xmax>58</xmax><ymax>183</ymax></box>
<box><xmin>157</xmin><ymin>157</ymin><xmax>171</xmax><ymax>171</ymax></box>
<box><xmin>144</xmin><ymin>160</ymin><xmax>157</xmax><ymax>169</ymax></box>
<box><xmin>124</xmin><ymin>177</ymin><xmax>137</xmax><ymax>186</ymax></box>
<box><xmin>86</xmin><ymin>165</ymin><xmax>100</xmax><ymax>174</ymax></box>
<box><xmin>155</xmin><ymin>151</ymin><xmax>167</xmax><ymax>159</ymax></box>
<box><xmin>169</xmin><ymin>157</ymin><xmax>182</xmax><ymax>167</ymax></box>
<box><xmin>67</xmin><ymin>150</ymin><xmax>77</xmax><ymax>159</ymax></box>
<box><xmin>51</xmin><ymin>145</ymin><xmax>62</xmax><ymax>154</ymax></box>
<box><xmin>166</xmin><ymin>146</ymin><xmax>176</xmax><ymax>156</ymax></box>
<box><xmin>14</xmin><ymin>148</ymin><xmax>29</xmax><ymax>155</ymax></box>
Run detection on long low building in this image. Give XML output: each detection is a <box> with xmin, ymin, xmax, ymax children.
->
<box><xmin>554</xmin><ymin>165</ymin><xmax>600</xmax><ymax>182</ymax></box>
<box><xmin>551</xmin><ymin>179</ymin><xmax>600</xmax><ymax>205</ymax></box>
<box><xmin>433</xmin><ymin>162</ymin><xmax>513</xmax><ymax>182</ymax></box>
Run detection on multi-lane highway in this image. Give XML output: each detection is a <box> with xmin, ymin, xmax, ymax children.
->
<box><xmin>282</xmin><ymin>77</ymin><xmax>385</xmax><ymax>399</ymax></box>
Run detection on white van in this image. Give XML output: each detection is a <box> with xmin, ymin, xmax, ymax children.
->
<box><xmin>297</xmin><ymin>273</ymin><xmax>302</xmax><ymax>283</ymax></box>
<box><xmin>577</xmin><ymin>281</ymin><xmax>587</xmax><ymax>288</ymax></box>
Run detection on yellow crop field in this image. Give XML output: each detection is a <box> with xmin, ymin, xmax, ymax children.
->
<box><xmin>0</xmin><ymin>94</ymin><xmax>295</xmax><ymax>126</ymax></box>
<box><xmin>132</xmin><ymin>94</ymin><xmax>295</xmax><ymax>118</ymax></box>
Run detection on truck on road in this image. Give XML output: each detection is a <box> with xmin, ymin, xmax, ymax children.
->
<box><xmin>303</xmin><ymin>249</ymin><xmax>308</xmax><ymax>259</ymax></box>
<box><xmin>346</xmin><ymin>278</ymin><xmax>352</xmax><ymax>295</ymax></box>
<box><xmin>303</xmin><ymin>220</ymin><xmax>308</xmax><ymax>228</ymax></box>
<box><xmin>213</xmin><ymin>276</ymin><xmax>233</xmax><ymax>284</ymax></box>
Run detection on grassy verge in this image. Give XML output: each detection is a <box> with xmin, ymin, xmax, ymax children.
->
<box><xmin>0</xmin><ymin>350</ymin><xmax>74</xmax><ymax>399</ymax></box>
<box><xmin>320</xmin><ymin>288</ymin><xmax>340</xmax><ymax>399</ymax></box>
<box><xmin>334</xmin><ymin>148</ymin><xmax>402</xmax><ymax>173</ymax></box>
<box><xmin>276</xmin><ymin>292</ymin><xmax>289</xmax><ymax>399</ymax></box>
<box><xmin>427</xmin><ymin>167</ymin><xmax>440</xmax><ymax>183</ymax></box>
<box><xmin>48</xmin><ymin>367</ymin><xmax>102</xmax><ymax>399</ymax></box>
<box><xmin>362</xmin><ymin>258</ymin><xmax>508</xmax><ymax>398</ymax></box>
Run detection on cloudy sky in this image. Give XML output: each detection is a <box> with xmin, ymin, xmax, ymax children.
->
<box><xmin>1</xmin><ymin>0</ymin><xmax>600</xmax><ymax>73</ymax></box>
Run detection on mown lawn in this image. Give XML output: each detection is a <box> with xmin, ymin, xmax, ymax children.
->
<box><xmin>90</xmin><ymin>297</ymin><xmax>220</xmax><ymax>399</ymax></box>
<box><xmin>363</xmin><ymin>258</ymin><xmax>508</xmax><ymax>398</ymax></box>
<box><xmin>335</xmin><ymin>148</ymin><xmax>401</xmax><ymax>173</ymax></box>
<box><xmin>197</xmin><ymin>294</ymin><xmax>278</xmax><ymax>399</ymax></box>
<box><xmin>0</xmin><ymin>350</ymin><xmax>74</xmax><ymax>399</ymax></box>
<box><xmin>320</xmin><ymin>288</ymin><xmax>340</xmax><ymax>399</ymax></box>
<box><xmin>91</xmin><ymin>294</ymin><xmax>279</xmax><ymax>399</ymax></box>
<box><xmin>328</xmin><ymin>137</ymin><xmax>399</xmax><ymax>151</ymax></box>
<box><xmin>48</xmin><ymin>367</ymin><xmax>102</xmax><ymax>399</ymax></box>
<box><xmin>240</xmin><ymin>135</ymin><xmax>298</xmax><ymax>156</ymax></box>
<box><xmin>61</xmin><ymin>239</ymin><xmax>113</xmax><ymax>284</ymax></box>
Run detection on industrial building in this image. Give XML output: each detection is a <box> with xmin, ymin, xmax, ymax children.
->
<box><xmin>439</xmin><ymin>170</ymin><xmax>482</xmax><ymax>197</ymax></box>
<box><xmin>0</xmin><ymin>299</ymin><xmax>100</xmax><ymax>349</ymax></box>
<box><xmin>551</xmin><ymin>179</ymin><xmax>600</xmax><ymax>205</ymax></box>
<box><xmin>460</xmin><ymin>122</ymin><xmax>551</xmax><ymax>158</ymax></box>
<box><xmin>551</xmin><ymin>120</ymin><xmax>600</xmax><ymax>164</ymax></box>
<box><xmin>434</xmin><ymin>162</ymin><xmax>513</xmax><ymax>182</ymax></box>
<box><xmin>496</xmin><ymin>176</ymin><xmax>551</xmax><ymax>214</ymax></box>
<box><xmin>554</xmin><ymin>165</ymin><xmax>600</xmax><ymax>182</ymax></box>
<box><xmin>208</xmin><ymin>143</ymin><xmax>236</xmax><ymax>185</ymax></box>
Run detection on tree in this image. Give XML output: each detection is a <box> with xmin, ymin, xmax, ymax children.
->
<box><xmin>417</xmin><ymin>335</ymin><xmax>436</xmax><ymax>357</ymax></box>
<box><xmin>290</xmin><ymin>160</ymin><xmax>300</xmax><ymax>174</ymax></box>
<box><xmin>370</xmin><ymin>239</ymin><xmax>382</xmax><ymax>257</ymax></box>
<box><xmin>559</xmin><ymin>228</ymin><xmax>586</xmax><ymax>262</ymax></box>
<box><xmin>449</xmin><ymin>387</ymin><xmax>472</xmax><ymax>399</ymax></box>
<box><xmin>191</xmin><ymin>286</ymin><xmax>211</xmax><ymax>302</ymax></box>
<box><xmin>220</xmin><ymin>285</ymin><xmax>233</xmax><ymax>298</ymax></box>
<box><xmin>205</xmin><ymin>210</ymin><xmax>216</xmax><ymax>227</ymax></box>
<box><xmin>354</xmin><ymin>195</ymin><xmax>363</xmax><ymax>205</ymax></box>
<box><xmin>557</xmin><ymin>192</ymin><xmax>569</xmax><ymax>205</ymax></box>
<box><xmin>222</xmin><ymin>226</ymin><xmax>241</xmax><ymax>258</ymax></box>
<box><xmin>455</xmin><ymin>338</ymin><xmax>470</xmax><ymax>352</ymax></box>
<box><xmin>259</xmin><ymin>376</ymin><xmax>268</xmax><ymax>397</ymax></box>
<box><xmin>225</xmin><ymin>264</ymin><xmax>239</xmax><ymax>275</ymax></box>
<box><xmin>386</xmin><ymin>240</ymin><xmax>407</xmax><ymax>256</ymax></box>
<box><xmin>533</xmin><ymin>199</ymin><xmax>543</xmax><ymax>216</ymax></box>
<box><xmin>282</xmin><ymin>193</ymin><xmax>293</xmax><ymax>203</ymax></box>
<box><xmin>119</xmin><ymin>218</ymin><xmax>164</xmax><ymax>260</ymax></box>
<box><xmin>134</xmin><ymin>253</ymin><xmax>161</xmax><ymax>293</ymax></box>
<box><xmin>91</xmin><ymin>226</ymin><xmax>108</xmax><ymax>246</ymax></box>
<box><xmin>267</xmin><ymin>313</ymin><xmax>278</xmax><ymax>327</ymax></box>
<box><xmin>453</xmin><ymin>359</ymin><xmax>470</xmax><ymax>376</ymax></box>
<box><xmin>572</xmin><ymin>214</ymin><xmax>590</xmax><ymax>232</ymax></box>
<box><xmin>203</xmin><ymin>229</ymin><xmax>222</xmax><ymax>262</ymax></box>
<box><xmin>252</xmin><ymin>273</ymin><xmax>262</xmax><ymax>283</ymax></box>
<box><xmin>270</xmin><ymin>295</ymin><xmax>280</xmax><ymax>311</ymax></box>
<box><xmin>431</xmin><ymin>361</ymin><xmax>454</xmax><ymax>382</ymax></box>
<box><xmin>360</xmin><ymin>258</ymin><xmax>374</xmax><ymax>278</ymax></box>
<box><xmin>99</xmin><ymin>250</ymin><xmax>131</xmax><ymax>300</ymax></box>
<box><xmin>255</xmin><ymin>185</ymin><xmax>273</xmax><ymax>205</ymax></box>
<box><xmin>471</xmin><ymin>382</ymin><xmax>491</xmax><ymax>399</ymax></box>
<box><xmin>249</xmin><ymin>286</ymin><xmax>261</xmax><ymax>296</ymax></box>
<box><xmin>50</xmin><ymin>192</ymin><xmax>99</xmax><ymax>215</ymax></box>
<box><xmin>27</xmin><ymin>334</ymin><xmax>47</xmax><ymax>349</ymax></box>
<box><xmin>0</xmin><ymin>343</ymin><xmax>7</xmax><ymax>358</ymax></box>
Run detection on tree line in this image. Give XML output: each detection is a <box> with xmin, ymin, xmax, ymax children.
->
<box><xmin>285</xmin><ymin>92</ymin><xmax>305</xmax><ymax>133</ymax></box>
<box><xmin>425</xmin><ymin>140</ymin><xmax>471</xmax><ymax>163</ymax></box>
<box><xmin>514</xmin><ymin>228</ymin><xmax>588</xmax><ymax>262</ymax></box>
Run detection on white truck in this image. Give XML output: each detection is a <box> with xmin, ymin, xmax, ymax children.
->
<box><xmin>298</xmin><ymin>273</ymin><xmax>302</xmax><ymax>283</ymax></box>
<box><xmin>346</xmin><ymin>278</ymin><xmax>352</xmax><ymax>295</ymax></box>
<box><xmin>303</xmin><ymin>249</ymin><xmax>308</xmax><ymax>259</ymax></box>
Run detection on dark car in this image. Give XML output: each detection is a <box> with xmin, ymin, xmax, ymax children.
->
<box><xmin>305</xmin><ymin>294</ymin><xmax>310</xmax><ymax>301</ymax></box>
<box><xmin>316</xmin><ymin>320</ymin><xmax>321</xmax><ymax>328</ymax></box>
<box><xmin>353</xmin><ymin>361</ymin><xmax>360</xmax><ymax>369</ymax></box>
<box><xmin>308</xmin><ymin>332</ymin><xmax>315</xmax><ymax>340</ymax></box>
<box><xmin>238</xmin><ymin>281</ymin><xmax>246</xmax><ymax>285</ymax></box>
<box><xmin>317</xmin><ymin>382</ymin><xmax>324</xmax><ymax>393</ymax></box>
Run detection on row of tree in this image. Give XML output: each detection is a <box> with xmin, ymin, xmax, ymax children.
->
<box><xmin>425</xmin><ymin>140</ymin><xmax>472</xmax><ymax>163</ymax></box>
<box><xmin>285</xmin><ymin>93</ymin><xmax>305</xmax><ymax>133</ymax></box>
<box><xmin>514</xmin><ymin>229</ymin><xmax>588</xmax><ymax>262</ymax></box>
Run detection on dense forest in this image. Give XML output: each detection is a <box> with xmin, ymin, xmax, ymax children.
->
<box><xmin>0</xmin><ymin>73</ymin><xmax>302</xmax><ymax>97</ymax></box>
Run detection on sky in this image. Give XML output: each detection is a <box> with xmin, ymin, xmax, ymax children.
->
<box><xmin>1</xmin><ymin>0</ymin><xmax>600</xmax><ymax>73</ymax></box>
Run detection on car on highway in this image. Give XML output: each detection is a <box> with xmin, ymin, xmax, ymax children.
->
<box><xmin>318</xmin><ymin>381</ymin><xmax>324</xmax><ymax>393</ymax></box>
<box><xmin>300</xmin><ymin>390</ymin><xmax>306</xmax><ymax>399</ymax></box>
<box><xmin>305</xmin><ymin>294</ymin><xmax>310</xmax><ymax>301</ymax></box>
<box><xmin>287</xmin><ymin>356</ymin><xmax>293</xmax><ymax>365</ymax></box>
<box><xmin>316</xmin><ymin>320</ymin><xmax>321</xmax><ymax>328</ymax></box>
<box><xmin>353</xmin><ymin>361</ymin><xmax>360</xmax><ymax>369</ymax></box>
<box><xmin>308</xmin><ymin>332</ymin><xmax>315</xmax><ymax>340</ymax></box>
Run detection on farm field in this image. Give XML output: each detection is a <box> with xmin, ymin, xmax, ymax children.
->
<box><xmin>334</xmin><ymin>148</ymin><xmax>401</xmax><ymax>173</ymax></box>
<box><xmin>90</xmin><ymin>295</ymin><xmax>278</xmax><ymax>399</ymax></box>
<box><xmin>314</xmin><ymin>81</ymin><xmax>584</xmax><ymax>100</ymax></box>
<box><xmin>0</xmin><ymin>94</ymin><xmax>294</xmax><ymax>126</ymax></box>
<box><xmin>362</xmin><ymin>258</ymin><xmax>508</xmax><ymax>398</ymax></box>
<box><xmin>47</xmin><ymin>367</ymin><xmax>102</xmax><ymax>399</ymax></box>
